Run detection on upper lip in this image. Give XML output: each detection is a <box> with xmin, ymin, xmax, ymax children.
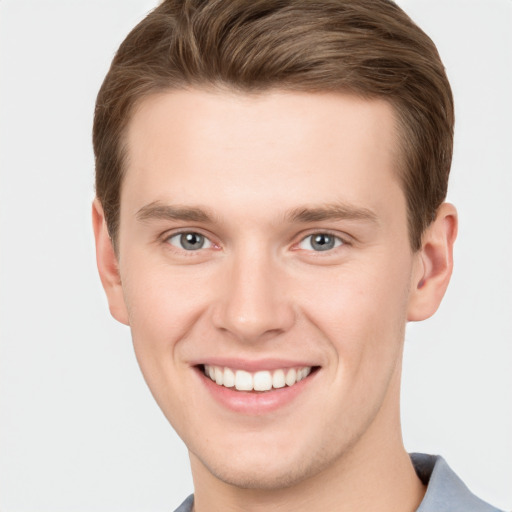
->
<box><xmin>190</xmin><ymin>357</ymin><xmax>319</xmax><ymax>372</ymax></box>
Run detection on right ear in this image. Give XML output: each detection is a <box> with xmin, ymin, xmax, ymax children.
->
<box><xmin>92</xmin><ymin>199</ymin><xmax>130</xmax><ymax>325</ymax></box>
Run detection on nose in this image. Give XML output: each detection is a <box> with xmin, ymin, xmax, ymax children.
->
<box><xmin>212</xmin><ymin>251</ymin><xmax>295</xmax><ymax>343</ymax></box>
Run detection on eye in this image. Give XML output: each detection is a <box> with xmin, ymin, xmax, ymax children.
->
<box><xmin>298</xmin><ymin>233</ymin><xmax>344</xmax><ymax>252</ymax></box>
<box><xmin>167</xmin><ymin>232</ymin><xmax>213</xmax><ymax>251</ymax></box>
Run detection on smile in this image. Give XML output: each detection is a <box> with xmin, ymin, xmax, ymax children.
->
<box><xmin>203</xmin><ymin>364</ymin><xmax>313</xmax><ymax>392</ymax></box>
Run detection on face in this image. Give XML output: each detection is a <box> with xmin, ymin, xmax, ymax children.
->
<box><xmin>103</xmin><ymin>89</ymin><xmax>425</xmax><ymax>489</ymax></box>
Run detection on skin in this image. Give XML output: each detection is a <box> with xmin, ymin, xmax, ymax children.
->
<box><xmin>93</xmin><ymin>89</ymin><xmax>457</xmax><ymax>512</ymax></box>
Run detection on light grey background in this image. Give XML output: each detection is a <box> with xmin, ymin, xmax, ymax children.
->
<box><xmin>0</xmin><ymin>1</ymin><xmax>510</xmax><ymax>511</ymax></box>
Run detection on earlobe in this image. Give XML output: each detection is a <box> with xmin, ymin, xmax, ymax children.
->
<box><xmin>407</xmin><ymin>203</ymin><xmax>458</xmax><ymax>322</ymax></box>
<box><xmin>92</xmin><ymin>199</ymin><xmax>130</xmax><ymax>326</ymax></box>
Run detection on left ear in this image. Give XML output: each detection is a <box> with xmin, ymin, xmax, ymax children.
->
<box><xmin>407</xmin><ymin>202</ymin><xmax>458</xmax><ymax>321</ymax></box>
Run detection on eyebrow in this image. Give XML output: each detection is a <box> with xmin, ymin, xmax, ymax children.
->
<box><xmin>136</xmin><ymin>201</ymin><xmax>379</xmax><ymax>225</ymax></box>
<box><xmin>136</xmin><ymin>202</ymin><xmax>214</xmax><ymax>223</ymax></box>
<box><xmin>285</xmin><ymin>203</ymin><xmax>379</xmax><ymax>224</ymax></box>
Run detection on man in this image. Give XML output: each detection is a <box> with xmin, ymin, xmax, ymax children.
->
<box><xmin>92</xmin><ymin>1</ymin><xmax>504</xmax><ymax>510</ymax></box>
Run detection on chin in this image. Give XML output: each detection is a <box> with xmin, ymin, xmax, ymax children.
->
<box><xmin>205</xmin><ymin>459</ymin><xmax>315</xmax><ymax>490</ymax></box>
<box><xmin>192</xmin><ymin>440</ymin><xmax>341</xmax><ymax>491</ymax></box>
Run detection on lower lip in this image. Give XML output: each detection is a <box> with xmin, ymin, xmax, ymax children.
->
<box><xmin>196</xmin><ymin>368</ymin><xmax>318</xmax><ymax>415</ymax></box>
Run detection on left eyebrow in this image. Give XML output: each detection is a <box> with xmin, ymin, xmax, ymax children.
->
<box><xmin>285</xmin><ymin>203</ymin><xmax>379</xmax><ymax>224</ymax></box>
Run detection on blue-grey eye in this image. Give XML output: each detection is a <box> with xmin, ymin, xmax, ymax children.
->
<box><xmin>167</xmin><ymin>232</ymin><xmax>212</xmax><ymax>251</ymax></box>
<box><xmin>298</xmin><ymin>233</ymin><xmax>343</xmax><ymax>252</ymax></box>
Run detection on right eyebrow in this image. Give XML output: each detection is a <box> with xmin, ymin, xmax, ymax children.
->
<box><xmin>136</xmin><ymin>202</ymin><xmax>214</xmax><ymax>223</ymax></box>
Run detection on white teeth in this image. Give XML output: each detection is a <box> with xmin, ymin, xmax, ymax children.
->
<box><xmin>297</xmin><ymin>367</ymin><xmax>310</xmax><ymax>381</ymax></box>
<box><xmin>203</xmin><ymin>364</ymin><xmax>313</xmax><ymax>392</ymax></box>
<box><xmin>253</xmin><ymin>371</ymin><xmax>272</xmax><ymax>391</ymax></box>
<box><xmin>235</xmin><ymin>370</ymin><xmax>253</xmax><ymax>391</ymax></box>
<box><xmin>214</xmin><ymin>366</ymin><xmax>223</xmax><ymax>386</ymax></box>
<box><xmin>285</xmin><ymin>368</ymin><xmax>297</xmax><ymax>386</ymax></box>
<box><xmin>223</xmin><ymin>367</ymin><xmax>235</xmax><ymax>388</ymax></box>
<box><xmin>272</xmin><ymin>369</ymin><xmax>286</xmax><ymax>389</ymax></box>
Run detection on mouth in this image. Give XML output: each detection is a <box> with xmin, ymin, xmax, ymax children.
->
<box><xmin>199</xmin><ymin>364</ymin><xmax>319</xmax><ymax>393</ymax></box>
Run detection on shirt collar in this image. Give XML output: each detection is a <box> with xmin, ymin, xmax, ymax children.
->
<box><xmin>411</xmin><ymin>453</ymin><xmax>502</xmax><ymax>512</ymax></box>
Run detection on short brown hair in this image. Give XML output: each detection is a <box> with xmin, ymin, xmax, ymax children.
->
<box><xmin>93</xmin><ymin>0</ymin><xmax>454</xmax><ymax>251</ymax></box>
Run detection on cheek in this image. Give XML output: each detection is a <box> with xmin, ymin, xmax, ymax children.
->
<box><xmin>119</xmin><ymin>256</ymin><xmax>213</xmax><ymax>425</ymax></box>
<box><xmin>122</xmin><ymin>255</ymin><xmax>210</xmax><ymax>332</ymax></box>
<box><xmin>296</xmin><ymin>255</ymin><xmax>411</xmax><ymax>370</ymax></box>
<box><xmin>297</xmin><ymin>259</ymin><xmax>410</xmax><ymax>426</ymax></box>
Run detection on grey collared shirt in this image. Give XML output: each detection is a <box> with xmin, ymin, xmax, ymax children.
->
<box><xmin>411</xmin><ymin>453</ymin><xmax>504</xmax><ymax>512</ymax></box>
<box><xmin>173</xmin><ymin>453</ymin><xmax>505</xmax><ymax>512</ymax></box>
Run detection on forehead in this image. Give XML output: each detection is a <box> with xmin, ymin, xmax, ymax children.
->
<box><xmin>121</xmin><ymin>89</ymin><xmax>403</xmax><ymax>226</ymax></box>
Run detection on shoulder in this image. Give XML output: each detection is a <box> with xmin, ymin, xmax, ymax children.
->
<box><xmin>173</xmin><ymin>494</ymin><xmax>194</xmax><ymax>512</ymax></box>
<box><xmin>412</xmin><ymin>453</ymin><xmax>505</xmax><ymax>512</ymax></box>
